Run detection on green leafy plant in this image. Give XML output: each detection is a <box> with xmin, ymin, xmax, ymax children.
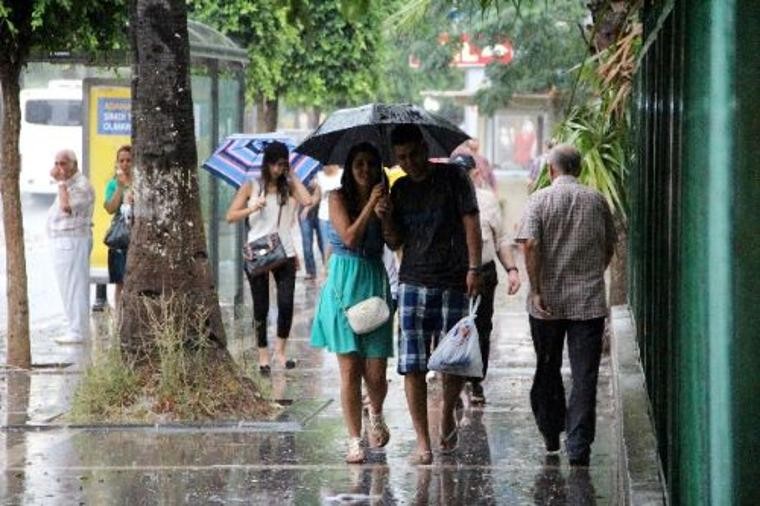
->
<box><xmin>534</xmin><ymin>17</ymin><xmax>642</xmax><ymax>222</ymax></box>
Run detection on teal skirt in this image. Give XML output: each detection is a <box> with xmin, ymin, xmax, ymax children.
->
<box><xmin>310</xmin><ymin>253</ymin><xmax>393</xmax><ymax>358</ymax></box>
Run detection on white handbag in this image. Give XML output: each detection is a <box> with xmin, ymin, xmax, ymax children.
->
<box><xmin>334</xmin><ymin>282</ymin><xmax>390</xmax><ymax>335</ymax></box>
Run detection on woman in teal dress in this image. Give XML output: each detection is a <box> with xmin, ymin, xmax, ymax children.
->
<box><xmin>311</xmin><ymin>142</ymin><xmax>393</xmax><ymax>464</ymax></box>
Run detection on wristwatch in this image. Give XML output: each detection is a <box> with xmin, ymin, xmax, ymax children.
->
<box><xmin>506</xmin><ymin>266</ymin><xmax>519</xmax><ymax>274</ymax></box>
<box><xmin>468</xmin><ymin>265</ymin><xmax>481</xmax><ymax>274</ymax></box>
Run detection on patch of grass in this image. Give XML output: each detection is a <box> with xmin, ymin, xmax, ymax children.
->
<box><xmin>69</xmin><ymin>346</ymin><xmax>141</xmax><ymax>423</ymax></box>
<box><xmin>68</xmin><ymin>294</ymin><xmax>280</xmax><ymax>424</ymax></box>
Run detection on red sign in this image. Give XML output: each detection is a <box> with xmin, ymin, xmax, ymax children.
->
<box><xmin>409</xmin><ymin>33</ymin><xmax>513</xmax><ymax>69</ymax></box>
<box><xmin>453</xmin><ymin>34</ymin><xmax>514</xmax><ymax>67</ymax></box>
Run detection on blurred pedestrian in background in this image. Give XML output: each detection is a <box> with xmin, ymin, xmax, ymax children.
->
<box><xmin>527</xmin><ymin>140</ymin><xmax>555</xmax><ymax>190</ymax></box>
<box><xmin>452</xmin><ymin>138</ymin><xmax>497</xmax><ymax>196</ymax></box>
<box><xmin>315</xmin><ymin>163</ymin><xmax>343</xmax><ymax>265</ymax></box>
<box><xmin>298</xmin><ymin>179</ymin><xmax>323</xmax><ymax>280</ymax></box>
<box><xmin>452</xmin><ymin>153</ymin><xmax>521</xmax><ymax>405</ymax></box>
<box><xmin>47</xmin><ymin>149</ymin><xmax>95</xmax><ymax>344</ymax></box>
<box><xmin>103</xmin><ymin>145</ymin><xmax>133</xmax><ymax>311</ymax></box>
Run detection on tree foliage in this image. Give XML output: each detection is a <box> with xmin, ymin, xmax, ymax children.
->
<box><xmin>473</xmin><ymin>0</ymin><xmax>588</xmax><ymax>113</ymax></box>
<box><xmin>533</xmin><ymin>11</ymin><xmax>642</xmax><ymax>221</ymax></box>
<box><xmin>378</xmin><ymin>2</ymin><xmax>463</xmax><ymax>105</ymax></box>
<box><xmin>187</xmin><ymin>0</ymin><xmax>298</xmax><ymax>103</ymax></box>
<box><xmin>188</xmin><ymin>0</ymin><xmax>385</xmax><ymax>111</ymax></box>
<box><xmin>0</xmin><ymin>1</ymin><xmax>126</xmax><ymax>59</ymax></box>
<box><xmin>378</xmin><ymin>0</ymin><xmax>587</xmax><ymax>112</ymax></box>
<box><xmin>284</xmin><ymin>0</ymin><xmax>384</xmax><ymax>110</ymax></box>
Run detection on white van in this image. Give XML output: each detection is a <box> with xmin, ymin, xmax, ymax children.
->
<box><xmin>19</xmin><ymin>80</ymin><xmax>83</xmax><ymax>194</ymax></box>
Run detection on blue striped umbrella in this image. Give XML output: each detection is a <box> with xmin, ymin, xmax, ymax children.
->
<box><xmin>202</xmin><ymin>133</ymin><xmax>322</xmax><ymax>189</ymax></box>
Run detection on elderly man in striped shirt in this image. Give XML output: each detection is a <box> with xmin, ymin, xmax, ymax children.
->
<box><xmin>516</xmin><ymin>144</ymin><xmax>617</xmax><ymax>467</ymax></box>
<box><xmin>47</xmin><ymin>149</ymin><xmax>95</xmax><ymax>344</ymax></box>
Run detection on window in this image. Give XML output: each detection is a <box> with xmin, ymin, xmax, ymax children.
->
<box><xmin>24</xmin><ymin>100</ymin><xmax>82</xmax><ymax>126</ymax></box>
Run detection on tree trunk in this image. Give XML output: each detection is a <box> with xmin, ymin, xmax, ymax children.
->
<box><xmin>588</xmin><ymin>0</ymin><xmax>629</xmax><ymax>51</ymax></box>
<box><xmin>121</xmin><ymin>0</ymin><xmax>225</xmax><ymax>356</ymax></box>
<box><xmin>309</xmin><ymin>107</ymin><xmax>321</xmax><ymax>129</ymax></box>
<box><xmin>255</xmin><ymin>96</ymin><xmax>278</xmax><ymax>132</ymax></box>
<box><xmin>0</xmin><ymin>66</ymin><xmax>31</xmax><ymax>368</ymax></box>
<box><xmin>609</xmin><ymin>216</ymin><xmax>628</xmax><ymax>306</ymax></box>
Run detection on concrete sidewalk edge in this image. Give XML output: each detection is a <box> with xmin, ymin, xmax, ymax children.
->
<box><xmin>610</xmin><ymin>305</ymin><xmax>668</xmax><ymax>506</ymax></box>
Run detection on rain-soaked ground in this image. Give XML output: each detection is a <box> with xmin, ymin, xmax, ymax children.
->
<box><xmin>1</xmin><ymin>264</ymin><xmax>619</xmax><ymax>505</ymax></box>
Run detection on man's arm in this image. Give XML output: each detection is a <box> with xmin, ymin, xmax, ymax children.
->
<box><xmin>523</xmin><ymin>239</ymin><xmax>541</xmax><ymax>292</ymax></box>
<box><xmin>57</xmin><ymin>182</ymin><xmax>71</xmax><ymax>214</ymax></box>
<box><xmin>523</xmin><ymin>238</ymin><xmax>551</xmax><ymax>316</ymax></box>
<box><xmin>496</xmin><ymin>243</ymin><xmax>521</xmax><ymax>295</ymax></box>
<box><xmin>462</xmin><ymin>212</ymin><xmax>482</xmax><ymax>297</ymax></box>
<box><xmin>376</xmin><ymin>195</ymin><xmax>403</xmax><ymax>250</ymax></box>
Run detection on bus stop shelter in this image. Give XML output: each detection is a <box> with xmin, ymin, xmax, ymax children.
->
<box><xmin>24</xmin><ymin>20</ymin><xmax>249</xmax><ymax>311</ymax></box>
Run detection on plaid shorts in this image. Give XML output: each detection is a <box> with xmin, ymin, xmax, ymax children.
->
<box><xmin>397</xmin><ymin>283</ymin><xmax>468</xmax><ymax>374</ymax></box>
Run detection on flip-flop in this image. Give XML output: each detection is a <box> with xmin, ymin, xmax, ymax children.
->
<box><xmin>284</xmin><ymin>359</ymin><xmax>297</xmax><ymax>369</ymax></box>
<box><xmin>259</xmin><ymin>365</ymin><xmax>271</xmax><ymax>376</ymax></box>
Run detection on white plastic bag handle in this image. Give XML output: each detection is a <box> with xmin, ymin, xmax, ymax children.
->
<box><xmin>469</xmin><ymin>296</ymin><xmax>481</xmax><ymax>317</ymax></box>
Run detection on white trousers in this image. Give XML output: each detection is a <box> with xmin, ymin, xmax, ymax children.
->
<box><xmin>50</xmin><ymin>235</ymin><xmax>92</xmax><ymax>341</ymax></box>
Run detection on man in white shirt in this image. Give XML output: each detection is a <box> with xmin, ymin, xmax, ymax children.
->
<box><xmin>452</xmin><ymin>154</ymin><xmax>521</xmax><ymax>404</ymax></box>
<box><xmin>47</xmin><ymin>149</ymin><xmax>95</xmax><ymax>344</ymax></box>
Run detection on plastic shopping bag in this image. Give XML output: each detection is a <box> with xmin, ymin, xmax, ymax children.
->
<box><xmin>427</xmin><ymin>297</ymin><xmax>483</xmax><ymax>378</ymax></box>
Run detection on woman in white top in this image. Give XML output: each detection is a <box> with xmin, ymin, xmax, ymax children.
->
<box><xmin>226</xmin><ymin>141</ymin><xmax>312</xmax><ymax>374</ymax></box>
<box><xmin>315</xmin><ymin>164</ymin><xmax>343</xmax><ymax>263</ymax></box>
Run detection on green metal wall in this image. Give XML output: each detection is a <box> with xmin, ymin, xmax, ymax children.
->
<box><xmin>733</xmin><ymin>2</ymin><xmax>760</xmax><ymax>501</ymax></box>
<box><xmin>631</xmin><ymin>1</ymin><xmax>760</xmax><ymax>503</ymax></box>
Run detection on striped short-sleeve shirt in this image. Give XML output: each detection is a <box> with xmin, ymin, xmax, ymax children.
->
<box><xmin>515</xmin><ymin>175</ymin><xmax>617</xmax><ymax>320</ymax></box>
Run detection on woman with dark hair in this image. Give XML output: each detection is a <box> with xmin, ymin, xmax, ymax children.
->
<box><xmin>226</xmin><ymin>141</ymin><xmax>313</xmax><ymax>374</ymax></box>
<box><xmin>103</xmin><ymin>144</ymin><xmax>133</xmax><ymax>312</ymax></box>
<box><xmin>311</xmin><ymin>142</ymin><xmax>393</xmax><ymax>463</ymax></box>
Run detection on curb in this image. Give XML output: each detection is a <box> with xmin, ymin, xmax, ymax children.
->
<box><xmin>610</xmin><ymin>305</ymin><xmax>668</xmax><ymax>506</ymax></box>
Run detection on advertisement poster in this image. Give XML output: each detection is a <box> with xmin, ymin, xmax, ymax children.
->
<box><xmin>83</xmin><ymin>79</ymin><xmax>131</xmax><ymax>272</ymax></box>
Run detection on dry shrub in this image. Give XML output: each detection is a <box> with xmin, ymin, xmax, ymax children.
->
<box><xmin>69</xmin><ymin>294</ymin><xmax>279</xmax><ymax>423</ymax></box>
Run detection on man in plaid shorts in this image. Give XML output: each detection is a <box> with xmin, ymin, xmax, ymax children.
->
<box><xmin>516</xmin><ymin>144</ymin><xmax>617</xmax><ymax>467</ymax></box>
<box><xmin>375</xmin><ymin>124</ymin><xmax>482</xmax><ymax>464</ymax></box>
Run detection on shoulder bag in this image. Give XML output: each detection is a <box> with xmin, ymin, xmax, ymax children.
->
<box><xmin>104</xmin><ymin>210</ymin><xmax>130</xmax><ymax>250</ymax></box>
<box><xmin>333</xmin><ymin>278</ymin><xmax>390</xmax><ymax>335</ymax></box>
<box><xmin>242</xmin><ymin>183</ymin><xmax>289</xmax><ymax>277</ymax></box>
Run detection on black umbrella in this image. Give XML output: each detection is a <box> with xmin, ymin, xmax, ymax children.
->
<box><xmin>296</xmin><ymin>103</ymin><xmax>470</xmax><ymax>166</ymax></box>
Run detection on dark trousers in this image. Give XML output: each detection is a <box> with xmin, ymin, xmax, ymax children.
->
<box><xmin>468</xmin><ymin>261</ymin><xmax>497</xmax><ymax>384</ymax></box>
<box><xmin>246</xmin><ymin>258</ymin><xmax>297</xmax><ymax>348</ymax></box>
<box><xmin>298</xmin><ymin>211</ymin><xmax>323</xmax><ymax>277</ymax></box>
<box><xmin>529</xmin><ymin>316</ymin><xmax>605</xmax><ymax>459</ymax></box>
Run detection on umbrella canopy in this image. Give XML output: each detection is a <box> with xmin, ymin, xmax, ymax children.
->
<box><xmin>295</xmin><ymin>103</ymin><xmax>470</xmax><ymax>166</ymax></box>
<box><xmin>202</xmin><ymin>133</ymin><xmax>322</xmax><ymax>189</ymax></box>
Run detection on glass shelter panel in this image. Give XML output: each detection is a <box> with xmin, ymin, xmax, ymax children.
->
<box><xmin>216</xmin><ymin>76</ymin><xmax>242</xmax><ymax>305</ymax></box>
<box><xmin>191</xmin><ymin>74</ymin><xmax>213</xmax><ymax>256</ymax></box>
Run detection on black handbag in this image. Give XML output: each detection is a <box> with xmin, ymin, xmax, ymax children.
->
<box><xmin>243</xmin><ymin>187</ymin><xmax>288</xmax><ymax>277</ymax></box>
<box><xmin>104</xmin><ymin>211</ymin><xmax>130</xmax><ymax>250</ymax></box>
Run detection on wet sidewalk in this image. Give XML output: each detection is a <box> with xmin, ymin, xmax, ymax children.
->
<box><xmin>1</xmin><ymin>273</ymin><xmax>619</xmax><ymax>505</ymax></box>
